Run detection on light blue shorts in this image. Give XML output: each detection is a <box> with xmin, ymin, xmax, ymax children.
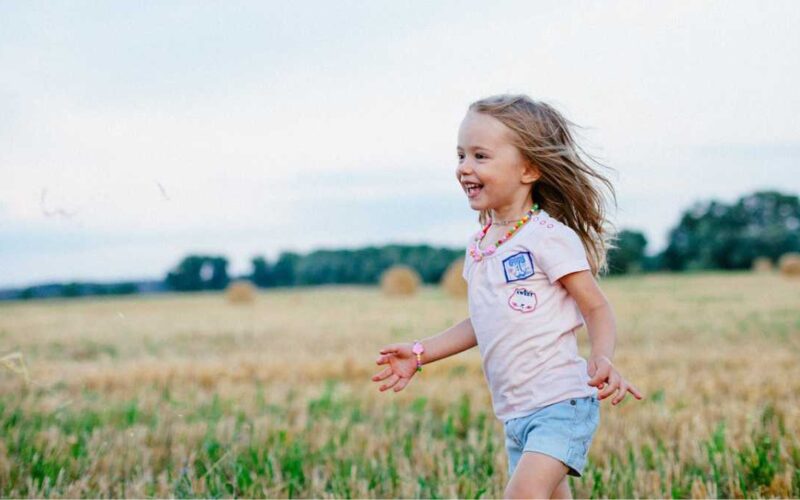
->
<box><xmin>503</xmin><ymin>395</ymin><xmax>600</xmax><ymax>478</ymax></box>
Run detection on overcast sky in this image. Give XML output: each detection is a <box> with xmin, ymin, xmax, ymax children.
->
<box><xmin>2</xmin><ymin>0</ymin><xmax>799</xmax><ymax>288</ymax></box>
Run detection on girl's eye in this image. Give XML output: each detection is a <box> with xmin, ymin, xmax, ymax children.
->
<box><xmin>476</xmin><ymin>153</ymin><xmax>486</xmax><ymax>159</ymax></box>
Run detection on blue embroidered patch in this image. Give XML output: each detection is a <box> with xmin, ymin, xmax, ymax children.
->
<box><xmin>502</xmin><ymin>251</ymin><xmax>535</xmax><ymax>282</ymax></box>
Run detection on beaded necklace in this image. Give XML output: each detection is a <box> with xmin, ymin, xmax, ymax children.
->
<box><xmin>468</xmin><ymin>203</ymin><xmax>539</xmax><ymax>262</ymax></box>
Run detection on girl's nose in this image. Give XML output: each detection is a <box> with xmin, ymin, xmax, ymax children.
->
<box><xmin>457</xmin><ymin>159</ymin><xmax>473</xmax><ymax>175</ymax></box>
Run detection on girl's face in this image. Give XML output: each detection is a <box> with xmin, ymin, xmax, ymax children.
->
<box><xmin>455</xmin><ymin>110</ymin><xmax>539</xmax><ymax>214</ymax></box>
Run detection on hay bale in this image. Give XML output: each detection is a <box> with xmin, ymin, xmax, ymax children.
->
<box><xmin>225</xmin><ymin>280</ymin><xmax>257</xmax><ymax>304</ymax></box>
<box><xmin>441</xmin><ymin>259</ymin><xmax>467</xmax><ymax>298</ymax></box>
<box><xmin>778</xmin><ymin>253</ymin><xmax>800</xmax><ymax>277</ymax></box>
<box><xmin>752</xmin><ymin>257</ymin><xmax>773</xmax><ymax>273</ymax></box>
<box><xmin>380</xmin><ymin>265</ymin><xmax>421</xmax><ymax>296</ymax></box>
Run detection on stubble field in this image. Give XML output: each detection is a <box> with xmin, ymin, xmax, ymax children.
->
<box><xmin>0</xmin><ymin>272</ymin><xmax>799</xmax><ymax>498</ymax></box>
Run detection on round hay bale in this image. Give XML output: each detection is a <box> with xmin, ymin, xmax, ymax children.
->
<box><xmin>225</xmin><ymin>280</ymin><xmax>257</xmax><ymax>304</ymax></box>
<box><xmin>778</xmin><ymin>253</ymin><xmax>800</xmax><ymax>277</ymax></box>
<box><xmin>441</xmin><ymin>259</ymin><xmax>467</xmax><ymax>298</ymax></box>
<box><xmin>752</xmin><ymin>256</ymin><xmax>773</xmax><ymax>273</ymax></box>
<box><xmin>380</xmin><ymin>265</ymin><xmax>421</xmax><ymax>296</ymax></box>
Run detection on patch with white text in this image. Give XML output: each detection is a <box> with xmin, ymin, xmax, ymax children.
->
<box><xmin>508</xmin><ymin>287</ymin><xmax>537</xmax><ymax>313</ymax></box>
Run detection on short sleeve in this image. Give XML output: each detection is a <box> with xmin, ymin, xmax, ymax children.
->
<box><xmin>535</xmin><ymin>224</ymin><xmax>591</xmax><ymax>284</ymax></box>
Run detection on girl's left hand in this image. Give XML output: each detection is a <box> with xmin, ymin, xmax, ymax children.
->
<box><xmin>587</xmin><ymin>354</ymin><xmax>644</xmax><ymax>405</ymax></box>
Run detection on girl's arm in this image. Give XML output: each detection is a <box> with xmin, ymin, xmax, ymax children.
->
<box><xmin>376</xmin><ymin>316</ymin><xmax>477</xmax><ymax>365</ymax></box>
<box><xmin>372</xmin><ymin>317</ymin><xmax>477</xmax><ymax>392</ymax></box>
<box><xmin>562</xmin><ymin>271</ymin><xmax>616</xmax><ymax>362</ymax></box>
<box><xmin>418</xmin><ymin>316</ymin><xmax>478</xmax><ymax>364</ymax></box>
<box><xmin>559</xmin><ymin>270</ymin><xmax>644</xmax><ymax>405</ymax></box>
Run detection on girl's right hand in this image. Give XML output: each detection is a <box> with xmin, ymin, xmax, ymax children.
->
<box><xmin>371</xmin><ymin>342</ymin><xmax>419</xmax><ymax>392</ymax></box>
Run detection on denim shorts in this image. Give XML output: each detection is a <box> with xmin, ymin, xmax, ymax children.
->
<box><xmin>503</xmin><ymin>395</ymin><xmax>600</xmax><ymax>478</ymax></box>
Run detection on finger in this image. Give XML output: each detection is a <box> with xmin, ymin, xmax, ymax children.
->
<box><xmin>371</xmin><ymin>367</ymin><xmax>393</xmax><ymax>382</ymax></box>
<box><xmin>588</xmin><ymin>365</ymin><xmax>611</xmax><ymax>387</ymax></box>
<box><xmin>393</xmin><ymin>377</ymin><xmax>410</xmax><ymax>392</ymax></box>
<box><xmin>612</xmin><ymin>383</ymin><xmax>628</xmax><ymax>405</ymax></box>
<box><xmin>376</xmin><ymin>354</ymin><xmax>392</xmax><ymax>365</ymax></box>
<box><xmin>379</xmin><ymin>345</ymin><xmax>399</xmax><ymax>355</ymax></box>
<box><xmin>379</xmin><ymin>374</ymin><xmax>400</xmax><ymax>392</ymax></box>
<box><xmin>601</xmin><ymin>385</ymin><xmax>620</xmax><ymax>402</ymax></box>
<box><xmin>598</xmin><ymin>372</ymin><xmax>621</xmax><ymax>399</ymax></box>
<box><xmin>587</xmin><ymin>369</ymin><xmax>603</xmax><ymax>386</ymax></box>
<box><xmin>598</xmin><ymin>384</ymin><xmax>614</xmax><ymax>400</ymax></box>
<box><xmin>627</xmin><ymin>382</ymin><xmax>644</xmax><ymax>399</ymax></box>
<box><xmin>600</xmin><ymin>372</ymin><xmax>621</xmax><ymax>399</ymax></box>
<box><xmin>587</xmin><ymin>357</ymin><xmax>613</xmax><ymax>385</ymax></box>
<box><xmin>589</xmin><ymin>372</ymin><xmax>608</xmax><ymax>389</ymax></box>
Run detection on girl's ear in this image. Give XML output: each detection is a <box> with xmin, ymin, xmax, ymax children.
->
<box><xmin>521</xmin><ymin>160</ymin><xmax>541</xmax><ymax>184</ymax></box>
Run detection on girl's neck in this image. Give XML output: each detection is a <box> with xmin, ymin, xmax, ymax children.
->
<box><xmin>490</xmin><ymin>200</ymin><xmax>537</xmax><ymax>224</ymax></box>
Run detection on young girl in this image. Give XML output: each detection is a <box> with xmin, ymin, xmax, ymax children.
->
<box><xmin>371</xmin><ymin>94</ymin><xmax>644</xmax><ymax>499</ymax></box>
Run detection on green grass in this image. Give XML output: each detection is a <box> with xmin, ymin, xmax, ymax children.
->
<box><xmin>1</xmin><ymin>383</ymin><xmax>798</xmax><ymax>498</ymax></box>
<box><xmin>2</xmin><ymin>272</ymin><xmax>798</xmax><ymax>498</ymax></box>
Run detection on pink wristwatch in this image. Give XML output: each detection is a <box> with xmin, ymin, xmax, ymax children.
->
<box><xmin>412</xmin><ymin>340</ymin><xmax>425</xmax><ymax>372</ymax></box>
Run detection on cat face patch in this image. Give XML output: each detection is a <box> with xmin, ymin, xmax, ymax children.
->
<box><xmin>502</xmin><ymin>251</ymin><xmax>535</xmax><ymax>282</ymax></box>
<box><xmin>508</xmin><ymin>287</ymin><xmax>537</xmax><ymax>313</ymax></box>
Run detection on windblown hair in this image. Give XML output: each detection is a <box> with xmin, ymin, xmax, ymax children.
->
<box><xmin>468</xmin><ymin>94</ymin><xmax>617</xmax><ymax>276</ymax></box>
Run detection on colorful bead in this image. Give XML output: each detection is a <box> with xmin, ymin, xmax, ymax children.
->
<box><xmin>469</xmin><ymin>203</ymin><xmax>539</xmax><ymax>261</ymax></box>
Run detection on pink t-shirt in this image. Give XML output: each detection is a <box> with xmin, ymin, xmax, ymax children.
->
<box><xmin>462</xmin><ymin>209</ymin><xmax>599</xmax><ymax>422</ymax></box>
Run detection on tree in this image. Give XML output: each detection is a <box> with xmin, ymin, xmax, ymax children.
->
<box><xmin>166</xmin><ymin>255</ymin><xmax>206</xmax><ymax>291</ymax></box>
<box><xmin>108</xmin><ymin>282</ymin><xmax>138</xmax><ymax>295</ymax></box>
<box><xmin>165</xmin><ymin>255</ymin><xmax>230</xmax><ymax>291</ymax></box>
<box><xmin>207</xmin><ymin>257</ymin><xmax>230</xmax><ymax>290</ymax></box>
<box><xmin>60</xmin><ymin>282</ymin><xmax>82</xmax><ymax>297</ymax></box>
<box><xmin>251</xmin><ymin>256</ymin><xmax>276</xmax><ymax>288</ymax></box>
<box><xmin>607</xmin><ymin>230</ymin><xmax>648</xmax><ymax>274</ymax></box>
<box><xmin>272</xmin><ymin>252</ymin><xmax>301</xmax><ymax>287</ymax></box>
<box><xmin>663</xmin><ymin>190</ymin><xmax>800</xmax><ymax>270</ymax></box>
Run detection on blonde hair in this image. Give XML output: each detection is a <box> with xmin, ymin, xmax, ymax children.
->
<box><xmin>468</xmin><ymin>94</ymin><xmax>617</xmax><ymax>276</ymax></box>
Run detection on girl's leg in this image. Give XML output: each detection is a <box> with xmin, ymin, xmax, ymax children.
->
<box><xmin>550</xmin><ymin>475</ymin><xmax>572</xmax><ymax>499</ymax></box>
<box><xmin>503</xmin><ymin>451</ymin><xmax>569</xmax><ymax>499</ymax></box>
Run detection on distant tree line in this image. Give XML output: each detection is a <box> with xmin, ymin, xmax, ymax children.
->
<box><xmin>162</xmin><ymin>245</ymin><xmax>464</xmax><ymax>292</ymax></box>
<box><xmin>662</xmin><ymin>191</ymin><xmax>799</xmax><ymax>270</ymax></box>
<box><xmin>13</xmin><ymin>282</ymin><xmax>140</xmax><ymax>300</ymax></box>
<box><xmin>606</xmin><ymin>190</ymin><xmax>799</xmax><ymax>274</ymax></box>
<box><xmin>3</xmin><ymin>190</ymin><xmax>797</xmax><ymax>300</ymax></box>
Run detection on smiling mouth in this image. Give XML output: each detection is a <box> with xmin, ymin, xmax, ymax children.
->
<box><xmin>464</xmin><ymin>183</ymin><xmax>483</xmax><ymax>198</ymax></box>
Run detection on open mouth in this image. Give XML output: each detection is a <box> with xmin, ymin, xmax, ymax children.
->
<box><xmin>464</xmin><ymin>183</ymin><xmax>483</xmax><ymax>198</ymax></box>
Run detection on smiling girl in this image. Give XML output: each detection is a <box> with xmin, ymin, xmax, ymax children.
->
<box><xmin>371</xmin><ymin>94</ymin><xmax>643</xmax><ymax>499</ymax></box>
